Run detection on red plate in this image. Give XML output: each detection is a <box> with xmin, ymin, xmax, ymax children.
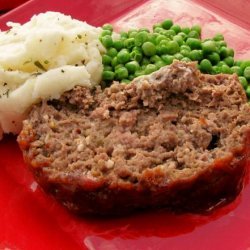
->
<box><xmin>0</xmin><ymin>0</ymin><xmax>250</xmax><ymax>249</ymax></box>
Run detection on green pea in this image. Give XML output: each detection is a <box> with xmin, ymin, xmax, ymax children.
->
<box><xmin>181</xmin><ymin>57</ymin><xmax>192</xmax><ymax>62</ymax></box>
<box><xmin>202</xmin><ymin>40</ymin><xmax>218</xmax><ymax>54</ymax></box>
<box><xmin>130</xmin><ymin>50</ymin><xmax>143</xmax><ymax>62</ymax></box>
<box><xmin>102</xmin><ymin>23</ymin><xmax>113</xmax><ymax>32</ymax></box>
<box><xmin>113</xmin><ymin>40</ymin><xmax>124</xmax><ymax>51</ymax></box>
<box><xmin>104</xmin><ymin>65</ymin><xmax>113</xmax><ymax>71</ymax></box>
<box><xmin>145</xmin><ymin>64</ymin><xmax>158</xmax><ymax>74</ymax></box>
<box><xmin>228</xmin><ymin>48</ymin><xmax>235</xmax><ymax>57</ymax></box>
<box><xmin>125</xmin><ymin>61</ymin><xmax>140</xmax><ymax>73</ymax></box>
<box><xmin>239</xmin><ymin>76</ymin><xmax>248</xmax><ymax>90</ymax></box>
<box><xmin>244</xmin><ymin>66</ymin><xmax>250</xmax><ymax>80</ymax></box>
<box><xmin>132</xmin><ymin>46</ymin><xmax>142</xmax><ymax>52</ymax></box>
<box><xmin>191</xmin><ymin>25</ymin><xmax>201</xmax><ymax>35</ymax></box>
<box><xmin>107</xmin><ymin>48</ymin><xmax>118</xmax><ymax>58</ymax></box>
<box><xmin>221</xmin><ymin>64</ymin><xmax>232</xmax><ymax>74</ymax></box>
<box><xmin>212</xmin><ymin>65</ymin><xmax>221</xmax><ymax>74</ymax></box>
<box><xmin>180</xmin><ymin>45</ymin><xmax>191</xmax><ymax>51</ymax></box>
<box><xmin>180</xmin><ymin>49</ymin><xmax>190</xmax><ymax>57</ymax></box>
<box><xmin>101</xmin><ymin>30</ymin><xmax>112</xmax><ymax>36</ymax></box>
<box><xmin>135</xmin><ymin>31</ymin><xmax>149</xmax><ymax>46</ymax></box>
<box><xmin>174</xmin><ymin>53</ymin><xmax>184</xmax><ymax>60</ymax></box>
<box><xmin>220</xmin><ymin>47</ymin><xmax>234</xmax><ymax>58</ymax></box>
<box><xmin>199</xmin><ymin>59</ymin><xmax>213</xmax><ymax>73</ymax></box>
<box><xmin>182</xmin><ymin>27</ymin><xmax>191</xmax><ymax>35</ymax></box>
<box><xmin>161</xmin><ymin>55</ymin><xmax>175</xmax><ymax>65</ymax></box>
<box><xmin>155</xmin><ymin>35</ymin><xmax>168</xmax><ymax>44</ymax></box>
<box><xmin>217</xmin><ymin>61</ymin><xmax>226</xmax><ymax>67</ymax></box>
<box><xmin>246</xmin><ymin>86</ymin><xmax>250</xmax><ymax>98</ymax></box>
<box><xmin>178</xmin><ymin>32</ymin><xmax>187</xmax><ymax>40</ymax></box>
<box><xmin>156</xmin><ymin>44</ymin><xmax>168</xmax><ymax>55</ymax></box>
<box><xmin>162</xmin><ymin>19</ymin><xmax>173</xmax><ymax>30</ymax></box>
<box><xmin>154</xmin><ymin>27</ymin><xmax>164</xmax><ymax>34</ymax></box>
<box><xmin>188</xmin><ymin>30</ymin><xmax>200</xmax><ymax>38</ymax></box>
<box><xmin>142</xmin><ymin>41</ymin><xmax>156</xmax><ymax>56</ymax></box>
<box><xmin>234</xmin><ymin>60</ymin><xmax>243</xmax><ymax>67</ymax></box>
<box><xmin>231</xmin><ymin>66</ymin><xmax>243</xmax><ymax>76</ymax></box>
<box><xmin>114</xmin><ymin>64</ymin><xmax>124</xmax><ymax>70</ymax></box>
<box><xmin>213</xmin><ymin>33</ymin><xmax>224</xmax><ymax>41</ymax></box>
<box><xmin>186</xmin><ymin>38</ymin><xmax>202</xmax><ymax>49</ymax></box>
<box><xmin>102</xmin><ymin>54</ymin><xmax>112</xmax><ymax>65</ymax></box>
<box><xmin>240</xmin><ymin>61</ymin><xmax>250</xmax><ymax>71</ymax></box>
<box><xmin>223</xmin><ymin>56</ymin><xmax>234</xmax><ymax>67</ymax></box>
<box><xmin>120</xmin><ymin>31</ymin><xmax>128</xmax><ymax>39</ymax></box>
<box><xmin>165</xmin><ymin>40</ymin><xmax>180</xmax><ymax>55</ymax></box>
<box><xmin>117</xmin><ymin>49</ymin><xmax>131</xmax><ymax>64</ymax></box>
<box><xmin>171</xmin><ymin>24</ymin><xmax>181</xmax><ymax>34</ymax></box>
<box><xmin>173</xmin><ymin>35</ymin><xmax>184</xmax><ymax>46</ymax></box>
<box><xmin>148</xmin><ymin>33</ymin><xmax>158</xmax><ymax>44</ymax></box>
<box><xmin>217</xmin><ymin>40</ymin><xmax>227</xmax><ymax>48</ymax></box>
<box><xmin>163</xmin><ymin>29</ymin><xmax>176</xmax><ymax>38</ymax></box>
<box><xmin>135</xmin><ymin>70</ymin><xmax>146</xmax><ymax>77</ymax></box>
<box><xmin>153</xmin><ymin>23</ymin><xmax>162</xmax><ymax>30</ymax></box>
<box><xmin>155</xmin><ymin>60</ymin><xmax>166</xmax><ymax>69</ymax></box>
<box><xmin>102</xmin><ymin>70</ymin><xmax>115</xmax><ymax>81</ymax></box>
<box><xmin>129</xmin><ymin>31</ymin><xmax>137</xmax><ymax>38</ymax></box>
<box><xmin>150</xmin><ymin>55</ymin><xmax>162</xmax><ymax>63</ymax></box>
<box><xmin>115</xmin><ymin>67</ymin><xmax>128</xmax><ymax>80</ymax></box>
<box><xmin>159</xmin><ymin>39</ymin><xmax>169</xmax><ymax>46</ymax></box>
<box><xmin>101</xmin><ymin>35</ymin><xmax>113</xmax><ymax>48</ymax></box>
<box><xmin>124</xmin><ymin>38</ymin><xmax>135</xmax><ymax>49</ymax></box>
<box><xmin>111</xmin><ymin>56</ymin><xmax>119</xmax><ymax>67</ymax></box>
<box><xmin>207</xmin><ymin>52</ymin><xmax>220</xmax><ymax>65</ymax></box>
<box><xmin>189</xmin><ymin>50</ymin><xmax>203</xmax><ymax>61</ymax></box>
<box><xmin>121</xmin><ymin>79</ymin><xmax>130</xmax><ymax>84</ymax></box>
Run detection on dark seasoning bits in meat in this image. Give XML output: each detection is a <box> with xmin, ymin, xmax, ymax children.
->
<box><xmin>18</xmin><ymin>61</ymin><xmax>250</xmax><ymax>215</ymax></box>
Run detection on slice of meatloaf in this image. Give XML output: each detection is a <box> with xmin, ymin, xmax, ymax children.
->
<box><xmin>18</xmin><ymin>61</ymin><xmax>250</xmax><ymax>215</ymax></box>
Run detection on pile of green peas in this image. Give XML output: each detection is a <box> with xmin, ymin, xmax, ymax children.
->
<box><xmin>100</xmin><ymin>20</ymin><xmax>250</xmax><ymax>99</ymax></box>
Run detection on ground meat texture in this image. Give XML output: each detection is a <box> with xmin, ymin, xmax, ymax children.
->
<box><xmin>18</xmin><ymin>61</ymin><xmax>250</xmax><ymax>215</ymax></box>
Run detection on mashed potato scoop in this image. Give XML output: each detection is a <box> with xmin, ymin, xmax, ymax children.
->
<box><xmin>0</xmin><ymin>11</ymin><xmax>105</xmax><ymax>139</ymax></box>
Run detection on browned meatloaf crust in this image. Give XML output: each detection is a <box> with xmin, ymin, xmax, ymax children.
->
<box><xmin>18</xmin><ymin>61</ymin><xmax>250</xmax><ymax>215</ymax></box>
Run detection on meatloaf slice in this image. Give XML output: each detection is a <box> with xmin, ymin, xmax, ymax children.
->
<box><xmin>18</xmin><ymin>61</ymin><xmax>250</xmax><ymax>215</ymax></box>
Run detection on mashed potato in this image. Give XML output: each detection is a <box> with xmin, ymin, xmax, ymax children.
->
<box><xmin>0</xmin><ymin>12</ymin><xmax>105</xmax><ymax>139</ymax></box>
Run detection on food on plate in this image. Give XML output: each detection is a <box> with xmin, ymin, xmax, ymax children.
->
<box><xmin>0</xmin><ymin>12</ymin><xmax>105</xmax><ymax>140</ymax></box>
<box><xmin>100</xmin><ymin>20</ymin><xmax>250</xmax><ymax>98</ymax></box>
<box><xmin>1</xmin><ymin>12</ymin><xmax>250</xmax><ymax>142</ymax></box>
<box><xmin>17</xmin><ymin>61</ymin><xmax>250</xmax><ymax>215</ymax></box>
